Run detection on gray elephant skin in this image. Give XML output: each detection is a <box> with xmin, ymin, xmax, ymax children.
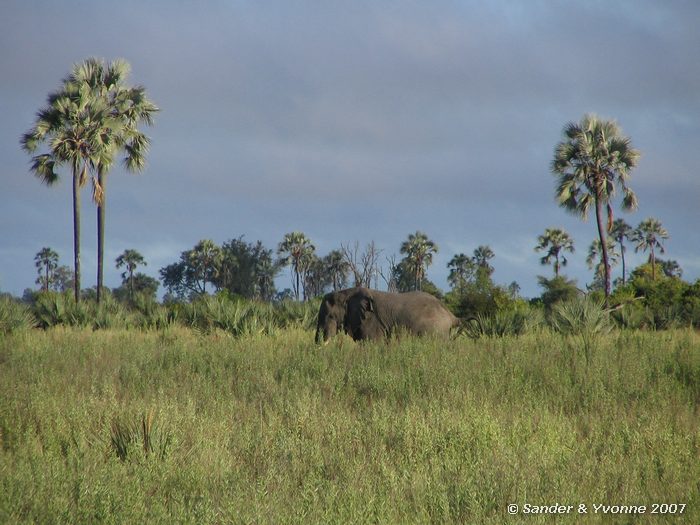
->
<box><xmin>315</xmin><ymin>287</ymin><xmax>460</xmax><ymax>342</ymax></box>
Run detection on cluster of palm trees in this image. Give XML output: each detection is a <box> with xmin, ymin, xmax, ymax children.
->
<box><xmin>536</xmin><ymin>217</ymin><xmax>671</xmax><ymax>287</ymax></box>
<box><xmin>276</xmin><ymin>233</ymin><xmax>360</xmax><ymax>300</ymax></box>
<box><xmin>34</xmin><ymin>246</ymin><xmax>149</xmax><ymax>299</ymax></box>
<box><xmin>275</xmin><ymin>230</ymin><xmax>497</xmax><ymax>298</ymax></box>
<box><xmin>446</xmin><ymin>246</ymin><xmax>495</xmax><ymax>291</ymax></box>
<box><xmin>22</xmin><ymin>58</ymin><xmax>157</xmax><ymax>303</ymax></box>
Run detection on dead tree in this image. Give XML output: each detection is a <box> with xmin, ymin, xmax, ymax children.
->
<box><xmin>379</xmin><ymin>254</ymin><xmax>399</xmax><ymax>292</ymax></box>
<box><xmin>341</xmin><ymin>241</ymin><xmax>382</xmax><ymax>289</ymax></box>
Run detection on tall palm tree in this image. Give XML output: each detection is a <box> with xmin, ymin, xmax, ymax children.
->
<box><xmin>632</xmin><ymin>217</ymin><xmax>669</xmax><ymax>280</ymax></box>
<box><xmin>34</xmin><ymin>247</ymin><xmax>59</xmax><ymax>292</ymax></box>
<box><xmin>447</xmin><ymin>253</ymin><xmax>475</xmax><ymax>291</ymax></box>
<box><xmin>115</xmin><ymin>249</ymin><xmax>146</xmax><ymax>300</ymax></box>
<box><xmin>400</xmin><ymin>231</ymin><xmax>438</xmax><ymax>291</ymax></box>
<box><xmin>69</xmin><ymin>58</ymin><xmax>158</xmax><ymax>303</ymax></box>
<box><xmin>535</xmin><ymin>228</ymin><xmax>575</xmax><ymax>277</ymax></box>
<box><xmin>610</xmin><ymin>218</ymin><xmax>633</xmax><ymax>285</ymax></box>
<box><xmin>551</xmin><ymin>114</ymin><xmax>639</xmax><ymax>304</ymax></box>
<box><xmin>277</xmin><ymin>232</ymin><xmax>315</xmax><ymax>300</ymax></box>
<box><xmin>21</xmin><ymin>66</ymin><xmax>114</xmax><ymax>302</ymax></box>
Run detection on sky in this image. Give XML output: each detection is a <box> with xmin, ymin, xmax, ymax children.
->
<box><xmin>1</xmin><ymin>0</ymin><xmax>699</xmax><ymax>299</ymax></box>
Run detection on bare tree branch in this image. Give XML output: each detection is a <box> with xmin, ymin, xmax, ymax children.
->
<box><xmin>341</xmin><ymin>241</ymin><xmax>382</xmax><ymax>288</ymax></box>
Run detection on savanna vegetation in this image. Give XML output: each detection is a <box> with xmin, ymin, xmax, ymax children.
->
<box><xmin>3</xmin><ymin>57</ymin><xmax>699</xmax><ymax>523</ymax></box>
<box><xmin>1</xmin><ymin>326</ymin><xmax>699</xmax><ymax>524</ymax></box>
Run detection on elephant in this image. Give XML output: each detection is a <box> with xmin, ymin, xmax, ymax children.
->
<box><xmin>315</xmin><ymin>287</ymin><xmax>460</xmax><ymax>343</ymax></box>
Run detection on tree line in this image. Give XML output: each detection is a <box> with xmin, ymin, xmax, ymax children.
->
<box><xmin>16</xmin><ymin>58</ymin><xmax>698</xmax><ymax>327</ymax></box>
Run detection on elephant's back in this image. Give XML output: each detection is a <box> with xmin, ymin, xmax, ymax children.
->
<box><xmin>395</xmin><ymin>292</ymin><xmax>458</xmax><ymax>334</ymax></box>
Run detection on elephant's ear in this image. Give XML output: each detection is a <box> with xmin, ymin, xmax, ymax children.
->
<box><xmin>366</xmin><ymin>293</ymin><xmax>375</xmax><ymax>313</ymax></box>
<box><xmin>357</xmin><ymin>289</ymin><xmax>375</xmax><ymax>314</ymax></box>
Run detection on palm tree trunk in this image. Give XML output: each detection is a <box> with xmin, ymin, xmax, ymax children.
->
<box><xmin>72</xmin><ymin>164</ymin><xmax>81</xmax><ymax>303</ymax></box>
<box><xmin>97</xmin><ymin>171</ymin><xmax>106</xmax><ymax>303</ymax></box>
<box><xmin>45</xmin><ymin>263</ymin><xmax>49</xmax><ymax>292</ymax></box>
<box><xmin>650</xmin><ymin>249</ymin><xmax>656</xmax><ymax>280</ymax></box>
<box><xmin>594</xmin><ymin>197</ymin><xmax>610</xmax><ymax>304</ymax></box>
<box><xmin>620</xmin><ymin>242</ymin><xmax>626</xmax><ymax>285</ymax></box>
<box><xmin>294</xmin><ymin>260</ymin><xmax>301</xmax><ymax>300</ymax></box>
<box><xmin>129</xmin><ymin>268</ymin><xmax>134</xmax><ymax>299</ymax></box>
<box><xmin>555</xmin><ymin>253</ymin><xmax>560</xmax><ymax>277</ymax></box>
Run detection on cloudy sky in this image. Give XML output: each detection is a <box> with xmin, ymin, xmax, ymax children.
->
<box><xmin>1</xmin><ymin>0</ymin><xmax>699</xmax><ymax>298</ymax></box>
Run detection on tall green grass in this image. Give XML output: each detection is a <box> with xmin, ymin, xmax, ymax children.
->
<box><xmin>0</xmin><ymin>327</ymin><xmax>698</xmax><ymax>523</ymax></box>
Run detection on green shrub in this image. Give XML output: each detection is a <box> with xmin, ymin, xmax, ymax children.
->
<box><xmin>0</xmin><ymin>297</ymin><xmax>37</xmax><ymax>334</ymax></box>
<box><xmin>179</xmin><ymin>294</ymin><xmax>281</xmax><ymax>336</ymax></box>
<box><xmin>550</xmin><ymin>296</ymin><xmax>611</xmax><ymax>337</ymax></box>
<box><xmin>32</xmin><ymin>291</ymin><xmax>73</xmax><ymax>328</ymax></box>
<box><xmin>274</xmin><ymin>297</ymin><xmax>320</xmax><ymax>330</ymax></box>
<box><xmin>536</xmin><ymin>275</ymin><xmax>581</xmax><ymax>313</ymax></box>
<box><xmin>31</xmin><ymin>291</ymin><xmax>134</xmax><ymax>329</ymax></box>
<box><xmin>130</xmin><ymin>293</ymin><xmax>177</xmax><ymax>330</ymax></box>
<box><xmin>464</xmin><ymin>306</ymin><xmax>542</xmax><ymax>338</ymax></box>
<box><xmin>550</xmin><ymin>296</ymin><xmax>612</xmax><ymax>365</ymax></box>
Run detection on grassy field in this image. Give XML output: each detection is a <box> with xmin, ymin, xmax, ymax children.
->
<box><xmin>1</xmin><ymin>327</ymin><xmax>699</xmax><ymax>524</ymax></box>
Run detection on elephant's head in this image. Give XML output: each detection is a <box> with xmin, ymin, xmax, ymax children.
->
<box><xmin>315</xmin><ymin>288</ymin><xmax>357</xmax><ymax>343</ymax></box>
<box><xmin>345</xmin><ymin>288</ymin><xmax>382</xmax><ymax>340</ymax></box>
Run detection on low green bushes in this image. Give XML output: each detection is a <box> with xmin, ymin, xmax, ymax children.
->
<box><xmin>0</xmin><ymin>297</ymin><xmax>37</xmax><ymax>334</ymax></box>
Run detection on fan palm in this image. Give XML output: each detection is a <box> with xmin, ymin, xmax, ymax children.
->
<box><xmin>472</xmin><ymin>245</ymin><xmax>495</xmax><ymax>284</ymax></box>
<box><xmin>535</xmin><ymin>228</ymin><xmax>574</xmax><ymax>277</ymax></box>
<box><xmin>69</xmin><ymin>58</ymin><xmax>158</xmax><ymax>303</ymax></box>
<box><xmin>400</xmin><ymin>231</ymin><xmax>438</xmax><ymax>291</ymax></box>
<box><xmin>551</xmin><ymin>114</ymin><xmax>639</xmax><ymax>303</ymax></box>
<box><xmin>34</xmin><ymin>247</ymin><xmax>59</xmax><ymax>292</ymax></box>
<box><xmin>277</xmin><ymin>232</ymin><xmax>315</xmax><ymax>300</ymax></box>
<box><xmin>632</xmin><ymin>218</ymin><xmax>669</xmax><ymax>280</ymax></box>
<box><xmin>115</xmin><ymin>249</ymin><xmax>146</xmax><ymax>300</ymax></box>
<box><xmin>21</xmin><ymin>70</ymin><xmax>114</xmax><ymax>302</ymax></box>
<box><xmin>473</xmin><ymin>245</ymin><xmax>495</xmax><ymax>272</ymax></box>
<box><xmin>610</xmin><ymin>218</ymin><xmax>633</xmax><ymax>285</ymax></box>
<box><xmin>447</xmin><ymin>253</ymin><xmax>475</xmax><ymax>291</ymax></box>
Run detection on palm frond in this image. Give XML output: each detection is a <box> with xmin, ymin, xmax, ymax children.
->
<box><xmin>91</xmin><ymin>176</ymin><xmax>104</xmax><ymax>205</ymax></box>
<box><xmin>30</xmin><ymin>154</ymin><xmax>59</xmax><ymax>185</ymax></box>
<box><xmin>621</xmin><ymin>186</ymin><xmax>638</xmax><ymax>211</ymax></box>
